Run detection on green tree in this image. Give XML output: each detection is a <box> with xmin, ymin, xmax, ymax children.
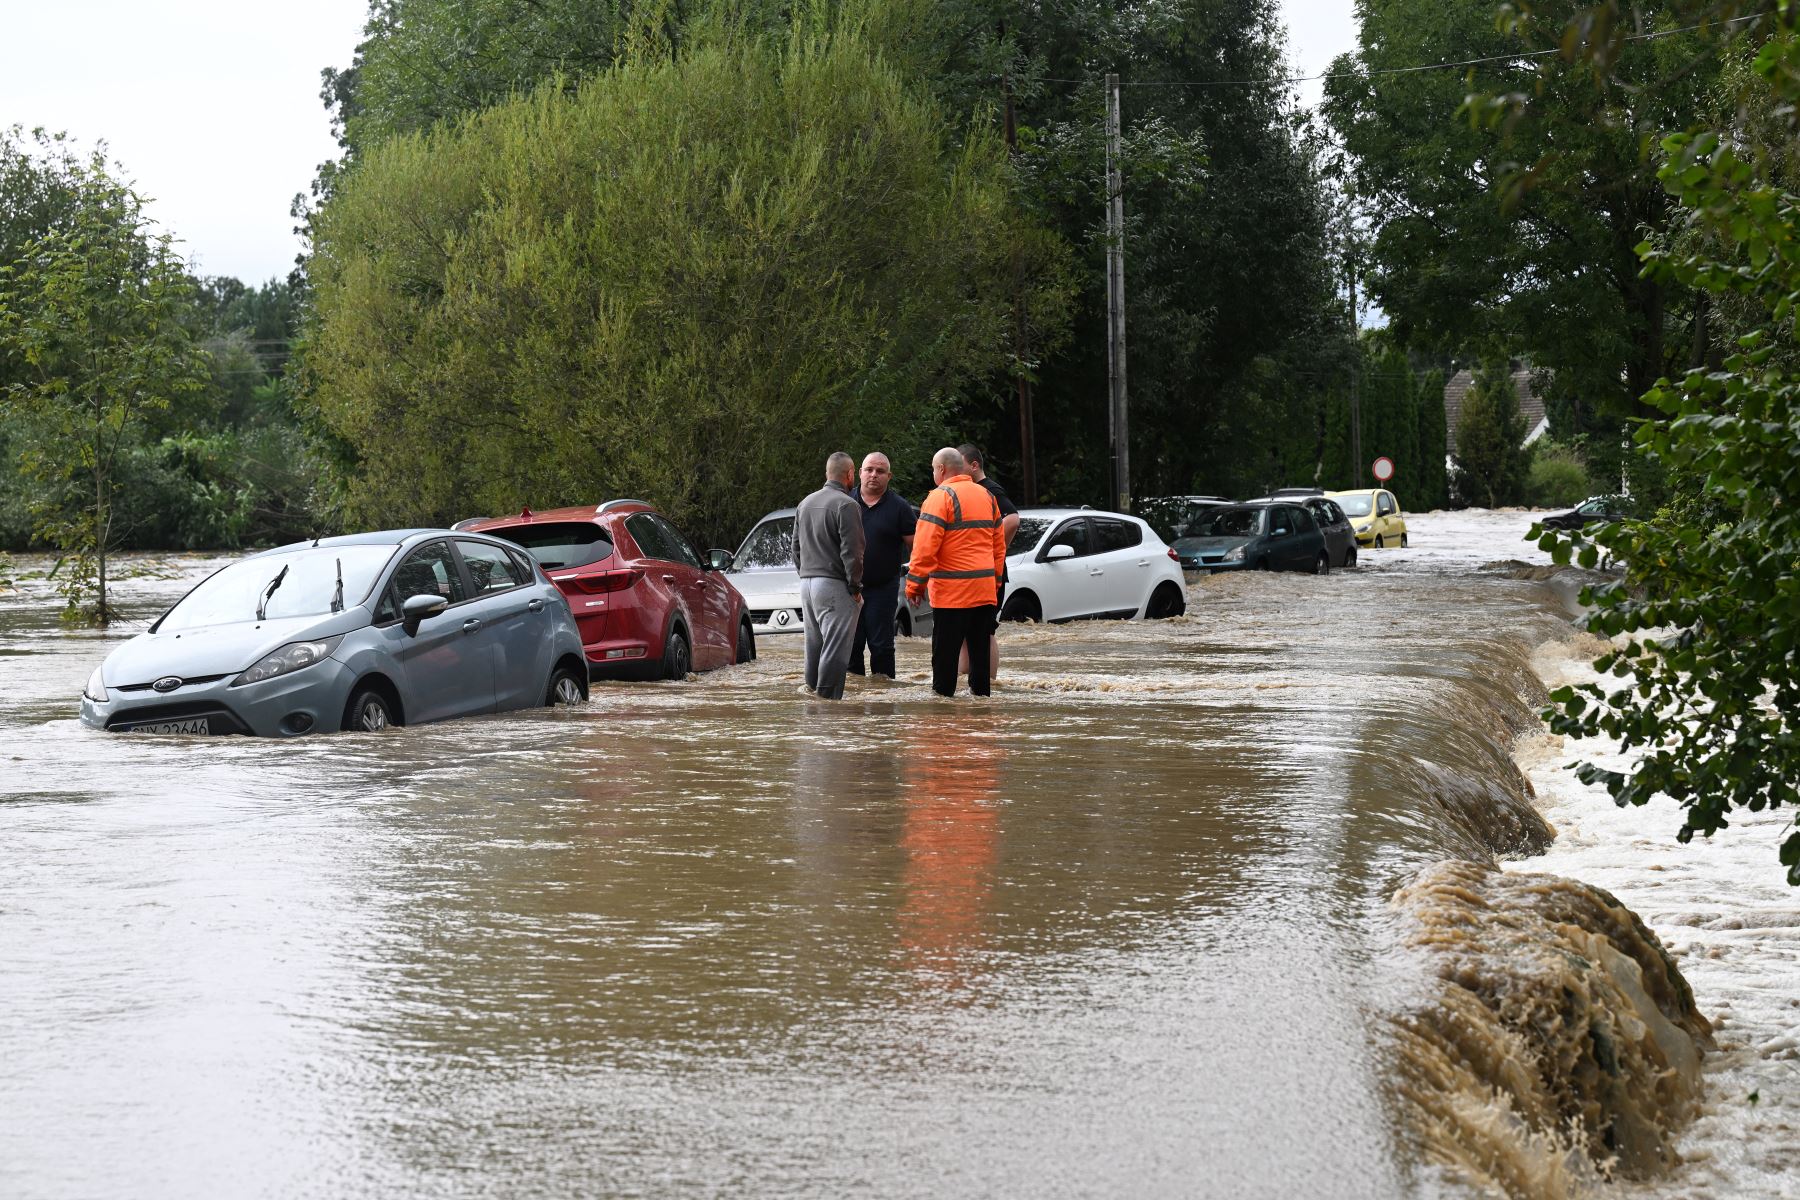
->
<box><xmin>304</xmin><ymin>32</ymin><xmax>1070</xmax><ymax>543</ymax></box>
<box><xmin>0</xmin><ymin>160</ymin><xmax>209</xmax><ymax>622</ymax></box>
<box><xmin>1542</xmin><ymin>6</ymin><xmax>1800</xmax><ymax>883</ymax></box>
<box><xmin>1323</xmin><ymin>0</ymin><xmax>1720</xmax><ymax>490</ymax></box>
<box><xmin>1452</xmin><ymin>359</ymin><xmax>1529</xmax><ymax>507</ymax></box>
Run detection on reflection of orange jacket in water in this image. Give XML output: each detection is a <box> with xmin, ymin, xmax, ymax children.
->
<box><xmin>906</xmin><ymin>476</ymin><xmax>1006</xmax><ymax>608</ymax></box>
<box><xmin>899</xmin><ymin>720</ymin><xmax>1004</xmax><ymax>981</ymax></box>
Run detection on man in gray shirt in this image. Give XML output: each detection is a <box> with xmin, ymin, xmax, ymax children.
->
<box><xmin>794</xmin><ymin>451</ymin><xmax>865</xmax><ymax>699</ymax></box>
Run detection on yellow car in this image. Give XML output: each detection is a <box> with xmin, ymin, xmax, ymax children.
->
<box><xmin>1327</xmin><ymin>488</ymin><xmax>1409</xmax><ymax>548</ymax></box>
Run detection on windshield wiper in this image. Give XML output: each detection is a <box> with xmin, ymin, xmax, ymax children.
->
<box><xmin>330</xmin><ymin>557</ymin><xmax>344</xmax><ymax>613</ymax></box>
<box><xmin>256</xmin><ymin>564</ymin><xmax>290</xmax><ymax>622</ymax></box>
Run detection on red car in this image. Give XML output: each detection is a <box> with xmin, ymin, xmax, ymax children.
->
<box><xmin>464</xmin><ymin>501</ymin><xmax>753</xmax><ymax>680</ymax></box>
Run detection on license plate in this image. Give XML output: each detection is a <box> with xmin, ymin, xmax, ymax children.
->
<box><xmin>129</xmin><ymin>717</ymin><xmax>210</xmax><ymax>735</ymax></box>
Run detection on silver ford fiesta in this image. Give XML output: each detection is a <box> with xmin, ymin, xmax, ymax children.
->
<box><xmin>79</xmin><ymin>530</ymin><xmax>589</xmax><ymax>737</ymax></box>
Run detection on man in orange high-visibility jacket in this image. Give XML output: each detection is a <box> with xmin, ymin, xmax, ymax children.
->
<box><xmin>906</xmin><ymin>447</ymin><xmax>1008</xmax><ymax>697</ymax></box>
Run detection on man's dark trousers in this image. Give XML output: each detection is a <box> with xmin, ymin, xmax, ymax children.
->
<box><xmin>930</xmin><ymin>605</ymin><xmax>996</xmax><ymax>697</ymax></box>
<box><xmin>848</xmin><ymin>575</ymin><xmax>902</xmax><ymax>678</ymax></box>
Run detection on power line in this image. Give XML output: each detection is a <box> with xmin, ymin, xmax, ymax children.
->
<box><xmin>1043</xmin><ymin>14</ymin><xmax>1760</xmax><ymax>89</ymax></box>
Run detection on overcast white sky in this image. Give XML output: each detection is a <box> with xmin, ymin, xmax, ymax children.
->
<box><xmin>0</xmin><ymin>0</ymin><xmax>1359</xmax><ymax>285</ymax></box>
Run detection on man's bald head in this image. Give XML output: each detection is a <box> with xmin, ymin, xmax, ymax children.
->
<box><xmin>825</xmin><ymin>451</ymin><xmax>855</xmax><ymax>485</ymax></box>
<box><xmin>932</xmin><ymin>447</ymin><xmax>966</xmax><ymax>476</ymax></box>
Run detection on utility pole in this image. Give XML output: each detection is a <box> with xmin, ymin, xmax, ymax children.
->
<box><xmin>1346</xmin><ymin>238</ymin><xmax>1362</xmax><ymax>483</ymax></box>
<box><xmin>1105</xmin><ymin>72</ymin><xmax>1130</xmax><ymax>513</ymax></box>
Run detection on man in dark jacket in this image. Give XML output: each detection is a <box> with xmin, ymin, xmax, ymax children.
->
<box><xmin>848</xmin><ymin>451</ymin><xmax>916</xmax><ymax>679</ymax></box>
<box><xmin>794</xmin><ymin>451</ymin><xmax>865</xmax><ymax>699</ymax></box>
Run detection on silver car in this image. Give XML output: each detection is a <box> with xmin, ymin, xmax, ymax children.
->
<box><xmin>725</xmin><ymin>508</ymin><xmax>932</xmax><ymax>637</ymax></box>
<box><xmin>78</xmin><ymin>530</ymin><xmax>588</xmax><ymax>737</ymax></box>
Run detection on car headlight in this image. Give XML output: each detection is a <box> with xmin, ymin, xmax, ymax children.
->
<box><xmin>232</xmin><ymin>636</ymin><xmax>344</xmax><ymax>687</ymax></box>
<box><xmin>1356</xmin><ymin>523</ymin><xmax>1372</xmax><ymax>533</ymax></box>
<box><xmin>84</xmin><ymin>666</ymin><xmax>108</xmax><ymax>703</ymax></box>
<box><xmin>1223</xmin><ymin>545</ymin><xmax>1245</xmax><ymax>562</ymax></box>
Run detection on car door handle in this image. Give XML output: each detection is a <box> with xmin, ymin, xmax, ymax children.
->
<box><xmin>661</xmin><ymin>573</ymin><xmax>675</xmax><ymax>583</ymax></box>
<box><xmin>1135</xmin><ymin>559</ymin><xmax>1150</xmax><ymax>567</ymax></box>
<box><xmin>462</xmin><ymin>618</ymin><xmax>483</xmax><ymax>632</ymax></box>
<box><xmin>527</xmin><ymin>599</ymin><xmax>544</xmax><ymax>613</ymax></box>
<box><xmin>1088</xmin><ymin>568</ymin><xmax>1105</xmax><ymax>576</ymax></box>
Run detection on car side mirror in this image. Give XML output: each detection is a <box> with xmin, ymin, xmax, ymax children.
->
<box><xmin>707</xmin><ymin>548</ymin><xmax>733</xmax><ymax>571</ymax></box>
<box><xmin>401</xmin><ymin>593</ymin><xmax>448</xmax><ymax>635</ymax></box>
<box><xmin>1046</xmin><ymin>543</ymin><xmax>1075</xmax><ymax>561</ymax></box>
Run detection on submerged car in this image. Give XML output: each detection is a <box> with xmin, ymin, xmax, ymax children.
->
<box><xmin>79</xmin><ymin>530</ymin><xmax>588</xmax><ymax>737</ymax></box>
<box><xmin>1170</xmin><ymin>502</ymin><xmax>1333</xmax><ymax>574</ymax></box>
<box><xmin>1001</xmin><ymin>508</ymin><xmax>1187</xmax><ymax>622</ymax></box>
<box><xmin>1242</xmin><ymin>494</ymin><xmax>1357</xmax><ymax>569</ymax></box>
<box><xmin>1327</xmin><ymin>488</ymin><xmax>1409</xmax><ymax>548</ymax></box>
<box><xmin>726</xmin><ymin>507</ymin><xmax>932</xmax><ymax>638</ymax></box>
<box><xmin>465</xmin><ymin>501</ymin><xmax>753</xmax><ymax>680</ymax></box>
<box><xmin>1540</xmin><ymin>495</ymin><xmax>1627</xmax><ymax>531</ymax></box>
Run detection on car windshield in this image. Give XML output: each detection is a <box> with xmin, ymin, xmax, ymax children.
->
<box><xmin>1010</xmin><ymin>516</ymin><xmax>1055</xmax><ymax>555</ymax></box>
<box><xmin>734</xmin><ymin>517</ymin><xmax>795</xmax><ymax>569</ymax></box>
<box><xmin>159</xmin><ymin>544</ymin><xmax>398</xmax><ymax>632</ymax></box>
<box><xmin>1188</xmin><ymin>508</ymin><xmax>1265</xmax><ymax>538</ymax></box>
<box><xmin>489</xmin><ymin>521</ymin><xmax>614</xmax><ymax>569</ymax></box>
<box><xmin>1334</xmin><ymin>494</ymin><xmax>1374</xmax><ymax>517</ymax></box>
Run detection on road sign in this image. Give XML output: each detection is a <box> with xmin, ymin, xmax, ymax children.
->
<box><xmin>1372</xmin><ymin>456</ymin><xmax>1395</xmax><ymax>483</ymax></box>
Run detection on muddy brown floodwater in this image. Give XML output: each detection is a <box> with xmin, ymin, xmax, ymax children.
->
<box><xmin>0</xmin><ymin>517</ymin><xmax>1713</xmax><ymax>1198</ymax></box>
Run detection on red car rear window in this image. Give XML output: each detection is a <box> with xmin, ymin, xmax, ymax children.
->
<box><xmin>487</xmin><ymin>521</ymin><xmax>615</xmax><ymax>569</ymax></box>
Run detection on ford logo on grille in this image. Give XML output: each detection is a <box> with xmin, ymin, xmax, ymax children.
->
<box><xmin>151</xmin><ymin>676</ymin><xmax>183</xmax><ymax>693</ymax></box>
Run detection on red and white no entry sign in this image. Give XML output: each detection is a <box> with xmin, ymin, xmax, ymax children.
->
<box><xmin>1372</xmin><ymin>457</ymin><xmax>1395</xmax><ymax>482</ymax></box>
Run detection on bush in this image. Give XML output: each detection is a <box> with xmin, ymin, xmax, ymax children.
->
<box><xmin>1525</xmin><ymin>439</ymin><xmax>1590</xmax><ymax>508</ymax></box>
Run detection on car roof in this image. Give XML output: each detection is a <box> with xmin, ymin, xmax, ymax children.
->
<box><xmin>256</xmin><ymin>529</ymin><xmax>438</xmax><ymax>557</ymax></box>
<box><xmin>461</xmin><ymin>501</ymin><xmax>655</xmax><ymax>531</ymax></box>
<box><xmin>751</xmin><ymin>508</ymin><xmax>798</xmax><ymax>521</ymax></box>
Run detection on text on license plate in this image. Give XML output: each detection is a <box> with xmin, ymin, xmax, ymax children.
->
<box><xmin>132</xmin><ymin>717</ymin><xmax>210</xmax><ymax>735</ymax></box>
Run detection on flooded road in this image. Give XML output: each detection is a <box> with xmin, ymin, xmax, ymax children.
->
<box><xmin>0</xmin><ymin>516</ymin><xmax>1697</xmax><ymax>1197</ymax></box>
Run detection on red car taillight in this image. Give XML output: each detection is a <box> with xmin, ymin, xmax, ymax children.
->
<box><xmin>572</xmin><ymin>568</ymin><xmax>643</xmax><ymax>594</ymax></box>
<box><xmin>1167</xmin><ymin>547</ymin><xmax>1180</xmax><ymax>561</ymax></box>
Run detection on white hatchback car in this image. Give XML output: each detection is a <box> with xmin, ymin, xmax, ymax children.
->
<box><xmin>1002</xmin><ymin>508</ymin><xmax>1188</xmax><ymax>623</ymax></box>
<box><xmin>726</xmin><ymin>508</ymin><xmax>932</xmax><ymax>637</ymax></box>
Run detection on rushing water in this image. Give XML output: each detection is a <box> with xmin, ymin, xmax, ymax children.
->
<box><xmin>0</xmin><ymin>515</ymin><xmax>1757</xmax><ymax>1198</ymax></box>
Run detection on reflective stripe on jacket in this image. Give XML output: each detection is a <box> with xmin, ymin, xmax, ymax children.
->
<box><xmin>906</xmin><ymin>475</ymin><xmax>1006</xmax><ymax>609</ymax></box>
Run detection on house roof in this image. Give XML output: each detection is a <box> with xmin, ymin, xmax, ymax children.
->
<box><xmin>1443</xmin><ymin>366</ymin><xmax>1549</xmax><ymax>453</ymax></box>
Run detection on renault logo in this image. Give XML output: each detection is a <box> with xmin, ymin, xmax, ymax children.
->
<box><xmin>774</xmin><ymin>610</ymin><xmax>791</xmax><ymax>627</ymax></box>
<box><xmin>151</xmin><ymin>676</ymin><xmax>183</xmax><ymax>693</ymax></box>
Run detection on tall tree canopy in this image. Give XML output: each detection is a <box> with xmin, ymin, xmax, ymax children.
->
<box><xmin>313</xmin><ymin>0</ymin><xmax>1350</xmax><ymax>509</ymax></box>
<box><xmin>1323</xmin><ymin>0</ymin><xmax>1720</xmax><ymax>486</ymax></box>
<box><xmin>305</xmin><ymin>33</ymin><xmax>1069</xmax><ymax>542</ymax></box>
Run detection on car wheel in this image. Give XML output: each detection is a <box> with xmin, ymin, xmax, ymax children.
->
<box><xmin>344</xmin><ymin>685</ymin><xmax>394</xmax><ymax>733</ymax></box>
<box><xmin>661</xmin><ymin>627</ymin><xmax>692</xmax><ymax>680</ymax></box>
<box><xmin>1314</xmin><ymin>552</ymin><xmax>1329</xmax><ymax>575</ymax></box>
<box><xmin>1375</xmin><ymin>534</ymin><xmax>1385</xmax><ymax>549</ymax></box>
<box><xmin>1257</xmin><ymin>558</ymin><xmax>1272</xmax><ymax>571</ymax></box>
<box><xmin>1345</xmin><ymin>544</ymin><xmax>1358</xmax><ymax>569</ymax></box>
<box><xmin>735</xmin><ymin>620</ymin><xmax>755</xmax><ymax>664</ymax></box>
<box><xmin>1400</xmin><ymin>532</ymin><xmax>1409</xmax><ymax>548</ymax></box>
<box><xmin>1146</xmin><ymin>581</ymin><xmax>1186</xmax><ymax>619</ymax></box>
<box><xmin>545</xmin><ymin>664</ymin><xmax>587</xmax><ymax>706</ymax></box>
<box><xmin>1001</xmin><ymin>590</ymin><xmax>1041</xmax><ymax>623</ymax></box>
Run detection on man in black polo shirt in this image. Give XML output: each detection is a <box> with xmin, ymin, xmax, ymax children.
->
<box><xmin>848</xmin><ymin>451</ymin><xmax>917</xmax><ymax>679</ymax></box>
<box><xmin>957</xmin><ymin>444</ymin><xmax>1020</xmax><ymax>678</ymax></box>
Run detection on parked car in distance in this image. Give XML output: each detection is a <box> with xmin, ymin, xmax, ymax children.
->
<box><xmin>466</xmin><ymin>501</ymin><xmax>752</xmax><ymax>680</ymax></box>
<box><xmin>1136</xmin><ymin>494</ymin><xmax>1233</xmax><ymax>543</ymax></box>
<box><xmin>1002</xmin><ymin>508</ymin><xmax>1187</xmax><ymax>622</ymax></box>
<box><xmin>79</xmin><ymin>530</ymin><xmax>588</xmax><ymax>737</ymax></box>
<box><xmin>1327</xmin><ymin>488</ymin><xmax>1409</xmax><ymax>548</ymax></box>
<box><xmin>725</xmin><ymin>507</ymin><xmax>933</xmax><ymax>638</ymax></box>
<box><xmin>1540</xmin><ymin>495</ymin><xmax>1628</xmax><ymax>531</ymax></box>
<box><xmin>1170</xmin><ymin>502</ymin><xmax>1334</xmax><ymax>574</ymax></box>
<box><xmin>1242</xmin><ymin>494</ymin><xmax>1357</xmax><ymax>568</ymax></box>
